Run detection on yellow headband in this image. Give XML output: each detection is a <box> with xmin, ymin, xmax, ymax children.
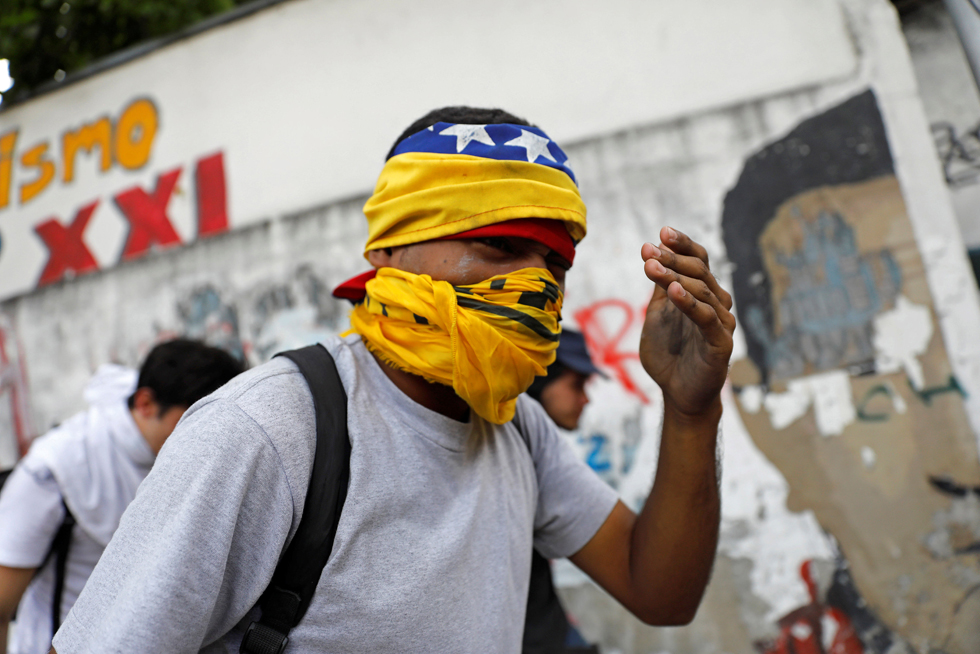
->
<box><xmin>362</xmin><ymin>152</ymin><xmax>587</xmax><ymax>255</ymax></box>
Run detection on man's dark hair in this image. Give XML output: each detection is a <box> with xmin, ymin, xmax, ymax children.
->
<box><xmin>527</xmin><ymin>329</ymin><xmax>601</xmax><ymax>402</ymax></box>
<box><xmin>526</xmin><ymin>361</ymin><xmax>568</xmax><ymax>403</ymax></box>
<box><xmin>386</xmin><ymin>106</ymin><xmax>535</xmax><ymax>160</ymax></box>
<box><xmin>127</xmin><ymin>338</ymin><xmax>244</xmax><ymax>414</ymax></box>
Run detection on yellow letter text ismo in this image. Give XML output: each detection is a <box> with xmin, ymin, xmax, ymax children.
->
<box><xmin>0</xmin><ymin>130</ymin><xmax>17</xmax><ymax>210</ymax></box>
<box><xmin>19</xmin><ymin>142</ymin><xmax>56</xmax><ymax>204</ymax></box>
<box><xmin>115</xmin><ymin>99</ymin><xmax>158</xmax><ymax>170</ymax></box>
<box><xmin>62</xmin><ymin>117</ymin><xmax>112</xmax><ymax>182</ymax></box>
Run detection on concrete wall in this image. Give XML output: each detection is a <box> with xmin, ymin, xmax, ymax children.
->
<box><xmin>2</xmin><ymin>0</ymin><xmax>979</xmax><ymax>652</ymax></box>
<box><xmin>0</xmin><ymin>0</ymin><xmax>856</xmax><ymax>302</ymax></box>
<box><xmin>902</xmin><ymin>1</ymin><xmax>980</xmax><ymax>250</ymax></box>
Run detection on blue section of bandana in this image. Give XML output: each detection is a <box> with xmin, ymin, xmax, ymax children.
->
<box><xmin>389</xmin><ymin>122</ymin><xmax>577</xmax><ymax>184</ymax></box>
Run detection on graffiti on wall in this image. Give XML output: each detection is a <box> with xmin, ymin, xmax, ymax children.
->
<box><xmin>569</xmin><ymin>298</ymin><xmax>657</xmax><ymax>497</ymax></box>
<box><xmin>756</xmin><ymin>556</ymin><xmax>919</xmax><ymax>654</ymax></box>
<box><xmin>574</xmin><ymin>298</ymin><xmax>651</xmax><ymax>404</ymax></box>
<box><xmin>1</xmin><ymin>99</ymin><xmax>158</xmax><ymax>211</ymax></box>
<box><xmin>926</xmin><ymin>476</ymin><xmax>980</xmax><ymax>557</ymax></box>
<box><xmin>723</xmin><ymin>90</ymin><xmax>898</xmax><ymax>387</ymax></box>
<box><xmin>721</xmin><ymin>89</ymin><xmax>980</xmax><ymax>650</ymax></box>
<box><xmin>177</xmin><ymin>286</ymin><xmax>246</xmax><ymax>362</ymax></box>
<box><xmin>167</xmin><ymin>264</ymin><xmax>352</xmax><ymax>367</ymax></box>
<box><xmin>0</xmin><ymin>97</ymin><xmax>231</xmax><ymax>300</ymax></box>
<box><xmin>572</xmin><ymin>408</ymin><xmax>643</xmax><ymax>489</ymax></box>
<box><xmin>853</xmin><ymin>376</ymin><xmax>966</xmax><ymax>423</ymax></box>
<box><xmin>0</xmin><ymin>317</ymin><xmax>33</xmax><ymax>459</ymax></box>
<box><xmin>747</xmin><ymin>209</ymin><xmax>902</xmax><ymax>382</ymax></box>
<box><xmin>931</xmin><ymin>121</ymin><xmax>980</xmax><ymax>187</ymax></box>
<box><xmin>35</xmin><ymin>151</ymin><xmax>229</xmax><ymax>287</ymax></box>
<box><xmin>758</xmin><ymin>560</ymin><xmax>864</xmax><ymax>654</ymax></box>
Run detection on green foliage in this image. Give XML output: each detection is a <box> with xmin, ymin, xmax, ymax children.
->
<box><xmin>0</xmin><ymin>0</ymin><xmax>248</xmax><ymax>102</ymax></box>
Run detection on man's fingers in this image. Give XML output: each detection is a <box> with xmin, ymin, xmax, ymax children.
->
<box><xmin>661</xmin><ymin>226</ymin><xmax>709</xmax><ymax>267</ymax></box>
<box><xmin>640</xmin><ymin>241</ymin><xmax>661</xmax><ymax>261</ymax></box>
<box><xmin>644</xmin><ymin>257</ymin><xmax>734</xmax><ymax>325</ymax></box>
<box><xmin>666</xmin><ymin>281</ymin><xmax>735</xmax><ymax>348</ymax></box>
<box><xmin>642</xmin><ymin>244</ymin><xmax>670</xmax><ymax>302</ymax></box>
<box><xmin>650</xmin><ymin>243</ymin><xmax>732</xmax><ymax>311</ymax></box>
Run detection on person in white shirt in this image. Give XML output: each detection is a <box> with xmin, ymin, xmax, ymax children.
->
<box><xmin>0</xmin><ymin>339</ymin><xmax>242</xmax><ymax>654</ymax></box>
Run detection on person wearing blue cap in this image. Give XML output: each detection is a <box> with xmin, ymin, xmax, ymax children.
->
<box><xmin>524</xmin><ymin>329</ymin><xmax>605</xmax><ymax>654</ymax></box>
<box><xmin>527</xmin><ymin>329</ymin><xmax>604</xmax><ymax>431</ymax></box>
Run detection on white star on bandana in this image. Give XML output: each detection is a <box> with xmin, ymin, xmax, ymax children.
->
<box><xmin>439</xmin><ymin>124</ymin><xmax>495</xmax><ymax>153</ymax></box>
<box><xmin>504</xmin><ymin>129</ymin><xmax>557</xmax><ymax>163</ymax></box>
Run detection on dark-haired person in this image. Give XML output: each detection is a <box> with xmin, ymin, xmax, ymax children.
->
<box><xmin>52</xmin><ymin>107</ymin><xmax>734</xmax><ymax>654</ymax></box>
<box><xmin>524</xmin><ymin>328</ymin><xmax>605</xmax><ymax>654</ymax></box>
<box><xmin>527</xmin><ymin>328</ymin><xmax>603</xmax><ymax>432</ymax></box>
<box><xmin>0</xmin><ymin>339</ymin><xmax>242</xmax><ymax>654</ymax></box>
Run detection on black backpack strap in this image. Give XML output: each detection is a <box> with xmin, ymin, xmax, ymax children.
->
<box><xmin>240</xmin><ymin>344</ymin><xmax>350</xmax><ymax>654</ymax></box>
<box><xmin>2</xmin><ymin>467</ymin><xmax>75</xmax><ymax>640</ymax></box>
<box><xmin>50</xmin><ymin>500</ymin><xmax>75</xmax><ymax>637</ymax></box>
<box><xmin>0</xmin><ymin>467</ymin><xmax>13</xmax><ymax>491</ymax></box>
<box><xmin>511</xmin><ymin>401</ymin><xmax>531</xmax><ymax>452</ymax></box>
<box><xmin>9</xmin><ymin>465</ymin><xmax>75</xmax><ymax>641</ymax></box>
<box><xmin>523</xmin><ymin>550</ymin><xmax>574</xmax><ymax>654</ymax></box>
<box><xmin>514</xmin><ymin>401</ymin><xmax>585</xmax><ymax>654</ymax></box>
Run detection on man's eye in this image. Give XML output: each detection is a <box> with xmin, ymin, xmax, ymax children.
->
<box><xmin>546</xmin><ymin>254</ymin><xmax>571</xmax><ymax>273</ymax></box>
<box><xmin>548</xmin><ymin>265</ymin><xmax>567</xmax><ymax>286</ymax></box>
<box><xmin>479</xmin><ymin>237</ymin><xmax>515</xmax><ymax>254</ymax></box>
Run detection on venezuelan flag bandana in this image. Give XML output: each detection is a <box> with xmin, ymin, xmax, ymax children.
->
<box><xmin>348</xmin><ymin>266</ymin><xmax>563</xmax><ymax>424</ymax></box>
<box><xmin>362</xmin><ymin>122</ymin><xmax>587</xmax><ymax>255</ymax></box>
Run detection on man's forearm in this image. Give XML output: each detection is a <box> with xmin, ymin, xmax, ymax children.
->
<box><xmin>628</xmin><ymin>398</ymin><xmax>721</xmax><ymax>624</ymax></box>
<box><xmin>570</xmin><ymin>398</ymin><xmax>722</xmax><ymax>625</ymax></box>
<box><xmin>0</xmin><ymin>565</ymin><xmax>38</xmax><ymax>654</ymax></box>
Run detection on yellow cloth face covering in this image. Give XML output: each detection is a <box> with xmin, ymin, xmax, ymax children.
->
<box><xmin>348</xmin><ymin>266</ymin><xmax>563</xmax><ymax>424</ymax></box>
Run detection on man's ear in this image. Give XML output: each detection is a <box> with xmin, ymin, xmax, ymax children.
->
<box><xmin>366</xmin><ymin>248</ymin><xmax>394</xmax><ymax>268</ymax></box>
<box><xmin>131</xmin><ymin>387</ymin><xmax>158</xmax><ymax>417</ymax></box>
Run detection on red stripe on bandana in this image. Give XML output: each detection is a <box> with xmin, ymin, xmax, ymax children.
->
<box><xmin>438</xmin><ymin>218</ymin><xmax>576</xmax><ymax>265</ymax></box>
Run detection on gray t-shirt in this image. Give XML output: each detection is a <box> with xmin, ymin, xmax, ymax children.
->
<box><xmin>54</xmin><ymin>334</ymin><xmax>618</xmax><ymax>654</ymax></box>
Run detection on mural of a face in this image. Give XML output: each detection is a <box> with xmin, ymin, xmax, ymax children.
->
<box><xmin>724</xmin><ymin>91</ymin><xmax>980</xmax><ymax>652</ymax></box>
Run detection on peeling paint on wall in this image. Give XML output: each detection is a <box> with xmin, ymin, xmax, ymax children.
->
<box><xmin>754</xmin><ymin>370</ymin><xmax>857</xmax><ymax>436</ymax></box>
<box><xmin>719</xmin><ymin>396</ymin><xmax>835</xmax><ymax>624</ymax></box>
<box><xmin>872</xmin><ymin>295</ymin><xmax>933</xmax><ymax>390</ymax></box>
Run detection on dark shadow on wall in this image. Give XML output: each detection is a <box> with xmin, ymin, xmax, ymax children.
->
<box><xmin>969</xmin><ymin>248</ymin><xmax>980</xmax><ymax>288</ymax></box>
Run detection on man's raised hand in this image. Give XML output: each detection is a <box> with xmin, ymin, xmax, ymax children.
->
<box><xmin>570</xmin><ymin>226</ymin><xmax>733</xmax><ymax>622</ymax></box>
<box><xmin>639</xmin><ymin>226</ymin><xmax>736</xmax><ymax>419</ymax></box>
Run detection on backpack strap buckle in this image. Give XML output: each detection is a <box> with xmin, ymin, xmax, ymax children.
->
<box><xmin>240</xmin><ymin>621</ymin><xmax>289</xmax><ymax>654</ymax></box>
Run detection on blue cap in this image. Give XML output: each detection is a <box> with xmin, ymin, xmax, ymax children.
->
<box><xmin>556</xmin><ymin>329</ymin><xmax>605</xmax><ymax>378</ymax></box>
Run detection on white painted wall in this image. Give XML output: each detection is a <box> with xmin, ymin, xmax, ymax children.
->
<box><xmin>1</xmin><ymin>0</ymin><xmax>978</xmax><ymax>651</ymax></box>
<box><xmin>902</xmin><ymin>1</ymin><xmax>980</xmax><ymax>249</ymax></box>
<box><xmin>0</xmin><ymin>0</ymin><xmax>856</xmax><ymax>301</ymax></box>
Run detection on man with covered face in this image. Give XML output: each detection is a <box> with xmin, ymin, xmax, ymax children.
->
<box><xmin>52</xmin><ymin>107</ymin><xmax>735</xmax><ymax>654</ymax></box>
